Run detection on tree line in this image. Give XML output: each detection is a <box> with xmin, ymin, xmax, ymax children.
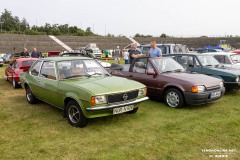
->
<box><xmin>0</xmin><ymin>9</ymin><xmax>96</xmax><ymax>36</ymax></box>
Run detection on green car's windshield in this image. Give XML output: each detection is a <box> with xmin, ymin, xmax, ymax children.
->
<box><xmin>230</xmin><ymin>54</ymin><xmax>240</xmax><ymax>64</ymax></box>
<box><xmin>57</xmin><ymin>59</ymin><xmax>109</xmax><ymax>80</ymax></box>
<box><xmin>197</xmin><ymin>55</ymin><xmax>220</xmax><ymax>66</ymax></box>
<box><xmin>150</xmin><ymin>58</ymin><xmax>185</xmax><ymax>73</ymax></box>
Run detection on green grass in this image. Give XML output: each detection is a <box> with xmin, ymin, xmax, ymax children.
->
<box><xmin>0</xmin><ymin>64</ymin><xmax>239</xmax><ymax>160</ymax></box>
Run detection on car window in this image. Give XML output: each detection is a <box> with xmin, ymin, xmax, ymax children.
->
<box><xmin>57</xmin><ymin>59</ymin><xmax>108</xmax><ymax>80</ymax></box>
<box><xmin>133</xmin><ymin>58</ymin><xmax>148</xmax><ymax>74</ymax></box>
<box><xmin>30</xmin><ymin>61</ymin><xmax>42</xmax><ymax>76</ymax></box>
<box><xmin>22</xmin><ymin>61</ymin><xmax>35</xmax><ymax>66</ymax></box>
<box><xmin>40</xmin><ymin>61</ymin><xmax>56</xmax><ymax>80</ymax></box>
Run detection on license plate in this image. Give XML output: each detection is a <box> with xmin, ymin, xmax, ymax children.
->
<box><xmin>210</xmin><ymin>91</ymin><xmax>221</xmax><ymax>99</ymax></box>
<box><xmin>113</xmin><ymin>105</ymin><xmax>134</xmax><ymax>115</ymax></box>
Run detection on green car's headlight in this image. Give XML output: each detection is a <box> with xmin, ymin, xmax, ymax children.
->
<box><xmin>138</xmin><ymin>88</ymin><xmax>147</xmax><ymax>97</ymax></box>
<box><xmin>95</xmin><ymin>95</ymin><xmax>107</xmax><ymax>104</ymax></box>
<box><xmin>220</xmin><ymin>82</ymin><xmax>224</xmax><ymax>88</ymax></box>
<box><xmin>91</xmin><ymin>95</ymin><xmax>107</xmax><ymax>106</ymax></box>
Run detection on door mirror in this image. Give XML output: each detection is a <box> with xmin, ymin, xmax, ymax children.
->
<box><xmin>147</xmin><ymin>69</ymin><xmax>155</xmax><ymax>75</ymax></box>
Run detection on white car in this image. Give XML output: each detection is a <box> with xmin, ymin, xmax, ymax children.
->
<box><xmin>204</xmin><ymin>52</ymin><xmax>240</xmax><ymax>69</ymax></box>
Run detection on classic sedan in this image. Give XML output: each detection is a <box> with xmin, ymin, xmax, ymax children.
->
<box><xmin>110</xmin><ymin>57</ymin><xmax>225</xmax><ymax>108</ymax></box>
<box><xmin>20</xmin><ymin>57</ymin><xmax>148</xmax><ymax>127</ymax></box>
<box><xmin>204</xmin><ymin>52</ymin><xmax>240</xmax><ymax>70</ymax></box>
<box><xmin>5</xmin><ymin>58</ymin><xmax>38</xmax><ymax>88</ymax></box>
<box><xmin>164</xmin><ymin>53</ymin><xmax>240</xmax><ymax>90</ymax></box>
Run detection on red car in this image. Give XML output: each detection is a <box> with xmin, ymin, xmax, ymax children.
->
<box><xmin>231</xmin><ymin>50</ymin><xmax>240</xmax><ymax>54</ymax></box>
<box><xmin>5</xmin><ymin>58</ymin><xmax>38</xmax><ymax>88</ymax></box>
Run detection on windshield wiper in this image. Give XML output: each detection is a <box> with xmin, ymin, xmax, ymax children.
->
<box><xmin>64</xmin><ymin>75</ymin><xmax>84</xmax><ymax>79</ymax></box>
<box><xmin>87</xmin><ymin>72</ymin><xmax>110</xmax><ymax>78</ymax></box>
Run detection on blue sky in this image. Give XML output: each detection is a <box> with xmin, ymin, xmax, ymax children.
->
<box><xmin>0</xmin><ymin>0</ymin><xmax>239</xmax><ymax>36</ymax></box>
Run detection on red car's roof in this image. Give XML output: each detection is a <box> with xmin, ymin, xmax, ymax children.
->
<box><xmin>16</xmin><ymin>58</ymin><xmax>38</xmax><ymax>62</ymax></box>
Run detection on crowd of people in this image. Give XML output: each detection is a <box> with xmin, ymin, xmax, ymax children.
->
<box><xmin>18</xmin><ymin>41</ymin><xmax>162</xmax><ymax>64</ymax></box>
<box><xmin>20</xmin><ymin>47</ymin><xmax>41</xmax><ymax>58</ymax></box>
<box><xmin>106</xmin><ymin>41</ymin><xmax>162</xmax><ymax>64</ymax></box>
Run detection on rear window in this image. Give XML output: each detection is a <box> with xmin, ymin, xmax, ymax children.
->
<box><xmin>22</xmin><ymin>61</ymin><xmax>35</xmax><ymax>66</ymax></box>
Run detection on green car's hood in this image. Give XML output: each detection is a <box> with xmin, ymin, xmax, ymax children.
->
<box><xmin>61</xmin><ymin>76</ymin><xmax>145</xmax><ymax>95</ymax></box>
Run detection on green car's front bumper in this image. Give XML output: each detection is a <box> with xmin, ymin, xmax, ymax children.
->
<box><xmin>86</xmin><ymin>97</ymin><xmax>149</xmax><ymax>111</ymax></box>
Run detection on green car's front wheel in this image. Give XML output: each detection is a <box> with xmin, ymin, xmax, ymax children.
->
<box><xmin>26</xmin><ymin>85</ymin><xmax>38</xmax><ymax>104</ymax></box>
<box><xmin>66</xmin><ymin>100</ymin><xmax>88</xmax><ymax>128</ymax></box>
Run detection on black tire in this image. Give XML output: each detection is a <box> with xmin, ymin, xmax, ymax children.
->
<box><xmin>126</xmin><ymin>107</ymin><xmax>138</xmax><ymax>114</ymax></box>
<box><xmin>164</xmin><ymin>88</ymin><xmax>184</xmax><ymax>108</ymax></box>
<box><xmin>12</xmin><ymin>78</ymin><xmax>19</xmax><ymax>88</ymax></box>
<box><xmin>66</xmin><ymin>100</ymin><xmax>88</xmax><ymax>128</ymax></box>
<box><xmin>26</xmin><ymin>85</ymin><xmax>38</xmax><ymax>104</ymax></box>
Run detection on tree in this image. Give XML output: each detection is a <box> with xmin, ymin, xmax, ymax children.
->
<box><xmin>0</xmin><ymin>9</ymin><xmax>18</xmax><ymax>31</ymax></box>
<box><xmin>160</xmin><ymin>33</ymin><xmax>167</xmax><ymax>38</ymax></box>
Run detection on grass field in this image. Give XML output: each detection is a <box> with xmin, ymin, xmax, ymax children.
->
<box><xmin>0</xmin><ymin>63</ymin><xmax>239</xmax><ymax>160</ymax></box>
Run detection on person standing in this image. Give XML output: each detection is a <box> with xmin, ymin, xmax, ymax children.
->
<box><xmin>31</xmin><ymin>48</ymin><xmax>41</xmax><ymax>58</ymax></box>
<box><xmin>115</xmin><ymin>46</ymin><xmax>121</xmax><ymax>64</ymax></box>
<box><xmin>104</xmin><ymin>50</ymin><xmax>109</xmax><ymax>61</ymax></box>
<box><xmin>20</xmin><ymin>48</ymin><xmax>30</xmax><ymax>57</ymax></box>
<box><xmin>123</xmin><ymin>50</ymin><xmax>129</xmax><ymax>64</ymax></box>
<box><xmin>149</xmin><ymin>41</ymin><xmax>162</xmax><ymax>57</ymax></box>
<box><xmin>129</xmin><ymin>43</ymin><xmax>142</xmax><ymax>64</ymax></box>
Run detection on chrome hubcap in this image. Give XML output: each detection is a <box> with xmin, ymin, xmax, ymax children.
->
<box><xmin>166</xmin><ymin>91</ymin><xmax>179</xmax><ymax>108</ymax></box>
<box><xmin>13</xmin><ymin>78</ymin><xmax>15</xmax><ymax>87</ymax></box>
<box><xmin>68</xmin><ymin>105</ymin><xmax>80</xmax><ymax>123</ymax></box>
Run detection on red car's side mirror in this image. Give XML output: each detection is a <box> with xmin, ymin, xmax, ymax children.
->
<box><xmin>147</xmin><ymin>70</ymin><xmax>155</xmax><ymax>75</ymax></box>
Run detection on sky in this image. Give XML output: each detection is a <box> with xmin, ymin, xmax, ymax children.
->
<box><xmin>0</xmin><ymin>0</ymin><xmax>240</xmax><ymax>37</ymax></box>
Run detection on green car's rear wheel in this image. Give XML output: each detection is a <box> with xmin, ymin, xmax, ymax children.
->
<box><xmin>26</xmin><ymin>85</ymin><xmax>38</xmax><ymax>104</ymax></box>
<box><xmin>66</xmin><ymin>100</ymin><xmax>88</xmax><ymax>128</ymax></box>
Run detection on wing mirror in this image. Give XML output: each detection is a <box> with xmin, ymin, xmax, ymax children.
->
<box><xmin>147</xmin><ymin>69</ymin><xmax>155</xmax><ymax>75</ymax></box>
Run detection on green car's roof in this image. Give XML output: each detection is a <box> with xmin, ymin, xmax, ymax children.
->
<box><xmin>39</xmin><ymin>56</ymin><xmax>92</xmax><ymax>62</ymax></box>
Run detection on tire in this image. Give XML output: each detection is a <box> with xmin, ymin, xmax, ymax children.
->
<box><xmin>164</xmin><ymin>88</ymin><xmax>184</xmax><ymax>108</ymax></box>
<box><xmin>126</xmin><ymin>107</ymin><xmax>138</xmax><ymax>114</ymax></box>
<box><xmin>26</xmin><ymin>85</ymin><xmax>38</xmax><ymax>104</ymax></box>
<box><xmin>66</xmin><ymin>100</ymin><xmax>88</xmax><ymax>128</ymax></box>
<box><xmin>12</xmin><ymin>78</ymin><xmax>19</xmax><ymax>88</ymax></box>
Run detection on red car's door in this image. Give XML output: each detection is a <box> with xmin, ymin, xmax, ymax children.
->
<box><xmin>5</xmin><ymin>62</ymin><xmax>16</xmax><ymax>82</ymax></box>
<box><xmin>128</xmin><ymin>59</ymin><xmax>159</xmax><ymax>96</ymax></box>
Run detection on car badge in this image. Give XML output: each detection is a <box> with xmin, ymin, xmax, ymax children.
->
<box><xmin>123</xmin><ymin>94</ymin><xmax>128</xmax><ymax>101</ymax></box>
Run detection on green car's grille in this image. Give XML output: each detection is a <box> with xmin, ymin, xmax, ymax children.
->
<box><xmin>107</xmin><ymin>90</ymin><xmax>139</xmax><ymax>104</ymax></box>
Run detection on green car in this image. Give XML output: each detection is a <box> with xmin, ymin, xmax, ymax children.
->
<box><xmin>20</xmin><ymin>57</ymin><xmax>148</xmax><ymax>127</ymax></box>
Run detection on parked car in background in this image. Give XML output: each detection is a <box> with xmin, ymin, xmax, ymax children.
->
<box><xmin>140</xmin><ymin>44</ymin><xmax>189</xmax><ymax>55</ymax></box>
<box><xmin>20</xmin><ymin>57</ymin><xmax>148</xmax><ymax>127</ymax></box>
<box><xmin>82</xmin><ymin>43</ymin><xmax>102</xmax><ymax>58</ymax></box>
<box><xmin>48</xmin><ymin>51</ymin><xmax>61</xmax><ymax>57</ymax></box>
<box><xmin>5</xmin><ymin>58</ymin><xmax>38</xmax><ymax>88</ymax></box>
<box><xmin>196</xmin><ymin>48</ymin><xmax>221</xmax><ymax>53</ymax></box>
<box><xmin>2</xmin><ymin>53</ymin><xmax>12</xmax><ymax>63</ymax></box>
<box><xmin>204</xmin><ymin>52</ymin><xmax>240</xmax><ymax>70</ymax></box>
<box><xmin>231</xmin><ymin>50</ymin><xmax>240</xmax><ymax>54</ymax></box>
<box><xmin>110</xmin><ymin>57</ymin><xmax>225</xmax><ymax>108</ymax></box>
<box><xmin>164</xmin><ymin>53</ymin><xmax>240</xmax><ymax>90</ymax></box>
<box><xmin>59</xmin><ymin>52</ymin><xmax>111</xmax><ymax>68</ymax></box>
<box><xmin>0</xmin><ymin>57</ymin><xmax>4</xmax><ymax>67</ymax></box>
<box><xmin>8</xmin><ymin>53</ymin><xmax>21</xmax><ymax>64</ymax></box>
